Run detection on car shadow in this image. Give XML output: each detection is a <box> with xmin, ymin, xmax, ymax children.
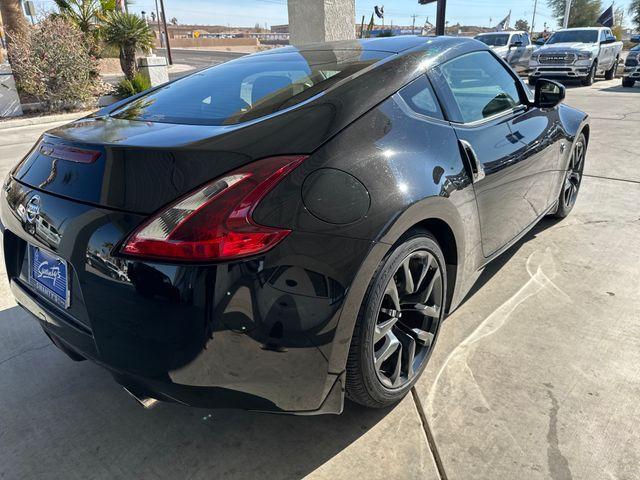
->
<box><xmin>598</xmin><ymin>84</ymin><xmax>640</xmax><ymax>93</ymax></box>
<box><xmin>454</xmin><ymin>216</ymin><xmax>561</xmax><ymax>311</ymax></box>
<box><xmin>0</xmin><ymin>304</ymin><xmax>397</xmax><ymax>480</ymax></box>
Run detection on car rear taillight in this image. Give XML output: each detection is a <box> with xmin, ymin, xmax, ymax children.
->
<box><xmin>120</xmin><ymin>155</ymin><xmax>307</xmax><ymax>262</ymax></box>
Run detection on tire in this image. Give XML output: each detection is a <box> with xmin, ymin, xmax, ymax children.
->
<box><xmin>551</xmin><ymin>133</ymin><xmax>587</xmax><ymax>219</ymax></box>
<box><xmin>604</xmin><ymin>57</ymin><xmax>618</xmax><ymax>80</ymax></box>
<box><xmin>528</xmin><ymin>76</ymin><xmax>537</xmax><ymax>86</ymax></box>
<box><xmin>622</xmin><ymin>77</ymin><xmax>635</xmax><ymax>88</ymax></box>
<box><xmin>346</xmin><ymin>231</ymin><xmax>447</xmax><ymax>408</ymax></box>
<box><xmin>582</xmin><ymin>62</ymin><xmax>597</xmax><ymax>86</ymax></box>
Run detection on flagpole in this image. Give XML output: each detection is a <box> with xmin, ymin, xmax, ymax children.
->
<box><xmin>531</xmin><ymin>0</ymin><xmax>538</xmax><ymax>34</ymax></box>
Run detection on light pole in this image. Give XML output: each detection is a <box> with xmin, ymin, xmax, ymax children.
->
<box><xmin>563</xmin><ymin>0</ymin><xmax>572</xmax><ymax>29</ymax></box>
<box><xmin>159</xmin><ymin>0</ymin><xmax>173</xmax><ymax>65</ymax></box>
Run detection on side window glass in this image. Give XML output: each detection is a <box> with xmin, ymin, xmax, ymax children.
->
<box><xmin>512</xmin><ymin>34</ymin><xmax>522</xmax><ymax>44</ymax></box>
<box><xmin>398</xmin><ymin>76</ymin><xmax>444</xmax><ymax>120</ymax></box>
<box><xmin>439</xmin><ymin>51</ymin><xmax>522</xmax><ymax>123</ymax></box>
<box><xmin>600</xmin><ymin>30</ymin><xmax>607</xmax><ymax>42</ymax></box>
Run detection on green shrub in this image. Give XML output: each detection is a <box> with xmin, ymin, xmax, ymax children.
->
<box><xmin>8</xmin><ymin>17</ymin><xmax>99</xmax><ymax>111</ymax></box>
<box><xmin>115</xmin><ymin>72</ymin><xmax>151</xmax><ymax>98</ymax></box>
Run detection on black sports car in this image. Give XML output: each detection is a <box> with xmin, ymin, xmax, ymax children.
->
<box><xmin>1</xmin><ymin>36</ymin><xmax>589</xmax><ymax>414</ymax></box>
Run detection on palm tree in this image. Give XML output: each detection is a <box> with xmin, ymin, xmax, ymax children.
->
<box><xmin>0</xmin><ymin>0</ymin><xmax>27</xmax><ymax>62</ymax></box>
<box><xmin>101</xmin><ymin>11</ymin><xmax>153</xmax><ymax>79</ymax></box>
<box><xmin>52</xmin><ymin>0</ymin><xmax>116</xmax><ymax>35</ymax></box>
<box><xmin>630</xmin><ymin>0</ymin><xmax>640</xmax><ymax>32</ymax></box>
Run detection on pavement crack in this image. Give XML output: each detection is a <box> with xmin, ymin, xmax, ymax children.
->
<box><xmin>0</xmin><ymin>343</ymin><xmax>51</xmax><ymax>366</ymax></box>
<box><xmin>583</xmin><ymin>174</ymin><xmax>640</xmax><ymax>185</ymax></box>
<box><xmin>545</xmin><ymin>387</ymin><xmax>574</xmax><ymax>480</ymax></box>
<box><xmin>411</xmin><ymin>387</ymin><xmax>449</xmax><ymax>480</ymax></box>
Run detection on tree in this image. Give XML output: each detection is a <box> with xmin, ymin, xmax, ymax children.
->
<box><xmin>546</xmin><ymin>0</ymin><xmax>602</xmax><ymax>27</ymax></box>
<box><xmin>630</xmin><ymin>0</ymin><xmax>640</xmax><ymax>31</ymax></box>
<box><xmin>101</xmin><ymin>11</ymin><xmax>153</xmax><ymax>79</ymax></box>
<box><xmin>8</xmin><ymin>17</ymin><xmax>99</xmax><ymax>110</ymax></box>
<box><xmin>515</xmin><ymin>19</ymin><xmax>529</xmax><ymax>31</ymax></box>
<box><xmin>52</xmin><ymin>0</ymin><xmax>116</xmax><ymax>41</ymax></box>
<box><xmin>0</xmin><ymin>0</ymin><xmax>28</xmax><ymax>62</ymax></box>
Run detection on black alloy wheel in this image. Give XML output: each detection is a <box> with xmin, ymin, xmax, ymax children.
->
<box><xmin>552</xmin><ymin>133</ymin><xmax>586</xmax><ymax>218</ymax></box>
<box><xmin>346</xmin><ymin>233</ymin><xmax>447</xmax><ymax>408</ymax></box>
<box><xmin>374</xmin><ymin>250</ymin><xmax>443</xmax><ymax>388</ymax></box>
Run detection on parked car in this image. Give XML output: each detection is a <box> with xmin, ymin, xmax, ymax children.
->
<box><xmin>623</xmin><ymin>43</ymin><xmax>640</xmax><ymax>87</ymax></box>
<box><xmin>0</xmin><ymin>36</ymin><xmax>589</xmax><ymax>414</ymax></box>
<box><xmin>474</xmin><ymin>31</ymin><xmax>535</xmax><ymax>74</ymax></box>
<box><xmin>529</xmin><ymin>27</ymin><xmax>623</xmax><ymax>86</ymax></box>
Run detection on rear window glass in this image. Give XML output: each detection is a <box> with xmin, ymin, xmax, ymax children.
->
<box><xmin>112</xmin><ymin>50</ymin><xmax>392</xmax><ymax>126</ymax></box>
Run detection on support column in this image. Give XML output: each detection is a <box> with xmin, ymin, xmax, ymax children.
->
<box><xmin>0</xmin><ymin>64</ymin><xmax>23</xmax><ymax>118</ymax></box>
<box><xmin>288</xmin><ymin>0</ymin><xmax>355</xmax><ymax>46</ymax></box>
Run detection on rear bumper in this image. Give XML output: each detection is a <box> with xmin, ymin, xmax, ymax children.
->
<box><xmin>1</xmin><ymin>181</ymin><xmax>375</xmax><ymax>414</ymax></box>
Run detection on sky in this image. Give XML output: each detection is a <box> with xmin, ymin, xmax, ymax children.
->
<box><xmin>36</xmin><ymin>0</ymin><xmax>634</xmax><ymax>29</ymax></box>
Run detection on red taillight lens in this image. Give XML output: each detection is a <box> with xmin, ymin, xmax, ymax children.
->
<box><xmin>120</xmin><ymin>155</ymin><xmax>307</xmax><ymax>262</ymax></box>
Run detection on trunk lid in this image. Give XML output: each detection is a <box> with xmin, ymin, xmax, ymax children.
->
<box><xmin>12</xmin><ymin>116</ymin><xmax>290</xmax><ymax>214</ymax></box>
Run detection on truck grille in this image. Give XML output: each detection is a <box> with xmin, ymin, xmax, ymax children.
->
<box><xmin>539</xmin><ymin>53</ymin><xmax>577</xmax><ymax>65</ymax></box>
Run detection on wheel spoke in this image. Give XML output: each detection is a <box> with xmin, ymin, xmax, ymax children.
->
<box><xmin>410</xmin><ymin>328</ymin><xmax>434</xmax><ymax>348</ymax></box>
<box><xmin>414</xmin><ymin>254</ymin><xmax>432</xmax><ymax>293</ymax></box>
<box><xmin>375</xmin><ymin>332</ymin><xmax>400</xmax><ymax>370</ymax></box>
<box><xmin>402</xmin><ymin>258</ymin><xmax>415</xmax><ymax>295</ymax></box>
<box><xmin>412</xmin><ymin>303</ymin><xmax>441</xmax><ymax>318</ymax></box>
<box><xmin>374</xmin><ymin>317</ymin><xmax>398</xmax><ymax>344</ymax></box>
<box><xmin>422</xmin><ymin>267</ymin><xmax>441</xmax><ymax>304</ymax></box>
<box><xmin>385</xmin><ymin>278</ymin><xmax>401</xmax><ymax>311</ymax></box>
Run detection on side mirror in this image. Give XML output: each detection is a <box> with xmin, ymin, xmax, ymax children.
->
<box><xmin>535</xmin><ymin>37</ymin><xmax>546</xmax><ymax>46</ymax></box>
<box><xmin>510</xmin><ymin>40</ymin><xmax>523</xmax><ymax>48</ymax></box>
<box><xmin>601</xmin><ymin>36</ymin><xmax>616</xmax><ymax>44</ymax></box>
<box><xmin>534</xmin><ymin>79</ymin><xmax>565</xmax><ymax>109</ymax></box>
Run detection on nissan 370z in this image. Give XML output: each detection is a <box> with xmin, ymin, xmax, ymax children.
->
<box><xmin>0</xmin><ymin>36</ymin><xmax>589</xmax><ymax>414</ymax></box>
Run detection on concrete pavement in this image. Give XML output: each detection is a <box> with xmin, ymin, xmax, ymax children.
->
<box><xmin>0</xmin><ymin>79</ymin><xmax>638</xmax><ymax>480</ymax></box>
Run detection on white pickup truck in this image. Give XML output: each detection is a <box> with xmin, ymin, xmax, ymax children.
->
<box><xmin>528</xmin><ymin>27</ymin><xmax>623</xmax><ymax>86</ymax></box>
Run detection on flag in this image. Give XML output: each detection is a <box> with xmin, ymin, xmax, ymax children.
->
<box><xmin>374</xmin><ymin>6</ymin><xmax>384</xmax><ymax>20</ymax></box>
<box><xmin>495</xmin><ymin>10</ymin><xmax>511</xmax><ymax>31</ymax></box>
<box><xmin>597</xmin><ymin>4</ymin><xmax>614</xmax><ymax>28</ymax></box>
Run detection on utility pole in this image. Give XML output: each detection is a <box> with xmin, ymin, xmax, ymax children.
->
<box><xmin>159</xmin><ymin>0</ymin><xmax>173</xmax><ymax>65</ymax></box>
<box><xmin>411</xmin><ymin>14</ymin><xmax>417</xmax><ymax>35</ymax></box>
<box><xmin>418</xmin><ymin>0</ymin><xmax>446</xmax><ymax>36</ymax></box>
<box><xmin>563</xmin><ymin>0</ymin><xmax>572</xmax><ymax>29</ymax></box>
<box><xmin>531</xmin><ymin>0</ymin><xmax>538</xmax><ymax>34</ymax></box>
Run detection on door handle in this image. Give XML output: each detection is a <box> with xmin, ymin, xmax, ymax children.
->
<box><xmin>459</xmin><ymin>139</ymin><xmax>485</xmax><ymax>182</ymax></box>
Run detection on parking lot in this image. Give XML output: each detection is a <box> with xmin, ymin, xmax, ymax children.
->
<box><xmin>0</xmin><ymin>78</ymin><xmax>639</xmax><ymax>480</ymax></box>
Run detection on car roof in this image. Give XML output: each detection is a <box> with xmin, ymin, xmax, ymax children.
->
<box><xmin>476</xmin><ymin>31</ymin><xmax>526</xmax><ymax>35</ymax></box>
<box><xmin>560</xmin><ymin>27</ymin><xmax>606</xmax><ymax>31</ymax></box>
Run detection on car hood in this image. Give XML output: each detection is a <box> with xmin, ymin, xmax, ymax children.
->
<box><xmin>538</xmin><ymin>42</ymin><xmax>598</xmax><ymax>53</ymax></box>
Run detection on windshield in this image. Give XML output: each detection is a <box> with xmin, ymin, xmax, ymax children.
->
<box><xmin>113</xmin><ymin>49</ymin><xmax>391</xmax><ymax>126</ymax></box>
<box><xmin>546</xmin><ymin>30</ymin><xmax>598</xmax><ymax>44</ymax></box>
<box><xmin>475</xmin><ymin>34</ymin><xmax>510</xmax><ymax>47</ymax></box>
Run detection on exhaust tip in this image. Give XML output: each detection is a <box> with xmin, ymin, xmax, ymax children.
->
<box><xmin>123</xmin><ymin>386</ymin><xmax>160</xmax><ymax>409</ymax></box>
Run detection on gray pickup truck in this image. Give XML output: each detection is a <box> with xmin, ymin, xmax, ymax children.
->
<box><xmin>474</xmin><ymin>31</ymin><xmax>536</xmax><ymax>74</ymax></box>
<box><xmin>623</xmin><ymin>43</ymin><xmax>640</xmax><ymax>88</ymax></box>
<box><xmin>529</xmin><ymin>27</ymin><xmax>623</xmax><ymax>86</ymax></box>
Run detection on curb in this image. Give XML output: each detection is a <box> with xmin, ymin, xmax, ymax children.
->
<box><xmin>0</xmin><ymin>111</ymin><xmax>94</xmax><ymax>131</ymax></box>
